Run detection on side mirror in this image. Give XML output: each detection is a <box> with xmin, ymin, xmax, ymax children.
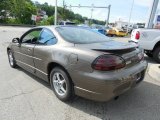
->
<box><xmin>12</xmin><ymin>38</ymin><xmax>20</xmax><ymax>43</ymax></box>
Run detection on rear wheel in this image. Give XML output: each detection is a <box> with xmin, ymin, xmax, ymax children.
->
<box><xmin>7</xmin><ymin>50</ymin><xmax>17</xmax><ymax>68</ymax></box>
<box><xmin>50</xmin><ymin>67</ymin><xmax>73</xmax><ymax>101</ymax></box>
<box><xmin>153</xmin><ymin>47</ymin><xmax>160</xmax><ymax>63</ymax></box>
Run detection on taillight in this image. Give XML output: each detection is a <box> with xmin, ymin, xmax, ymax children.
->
<box><xmin>92</xmin><ymin>55</ymin><xmax>126</xmax><ymax>71</ymax></box>
<box><xmin>135</xmin><ymin>31</ymin><xmax>140</xmax><ymax>39</ymax></box>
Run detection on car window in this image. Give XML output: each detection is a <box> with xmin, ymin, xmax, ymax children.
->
<box><xmin>65</xmin><ymin>22</ymin><xmax>76</xmax><ymax>25</ymax></box>
<box><xmin>38</xmin><ymin>29</ymin><xmax>57</xmax><ymax>45</ymax></box>
<box><xmin>21</xmin><ymin>29</ymin><xmax>41</xmax><ymax>44</ymax></box>
<box><xmin>59</xmin><ymin>22</ymin><xmax>64</xmax><ymax>25</ymax></box>
<box><xmin>56</xmin><ymin>27</ymin><xmax>110</xmax><ymax>44</ymax></box>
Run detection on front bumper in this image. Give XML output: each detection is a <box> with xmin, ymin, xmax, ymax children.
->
<box><xmin>71</xmin><ymin>61</ymin><xmax>148</xmax><ymax>102</ymax></box>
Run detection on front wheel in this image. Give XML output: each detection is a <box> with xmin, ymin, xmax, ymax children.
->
<box><xmin>50</xmin><ymin>67</ymin><xmax>73</xmax><ymax>101</ymax></box>
<box><xmin>7</xmin><ymin>50</ymin><xmax>17</xmax><ymax>68</ymax></box>
<box><xmin>153</xmin><ymin>47</ymin><xmax>160</xmax><ymax>63</ymax></box>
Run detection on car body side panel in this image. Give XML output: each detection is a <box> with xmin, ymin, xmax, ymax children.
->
<box><xmin>32</xmin><ymin>45</ymin><xmax>53</xmax><ymax>81</ymax></box>
<box><xmin>11</xmin><ymin>43</ymin><xmax>35</xmax><ymax>73</ymax></box>
<box><xmin>33</xmin><ymin>45</ymin><xmax>98</xmax><ymax>82</ymax></box>
<box><xmin>33</xmin><ymin>45</ymin><xmax>72</xmax><ymax>81</ymax></box>
<box><xmin>139</xmin><ymin>36</ymin><xmax>160</xmax><ymax>50</ymax></box>
<box><xmin>67</xmin><ymin>48</ymin><xmax>100</xmax><ymax>73</ymax></box>
<box><xmin>131</xmin><ymin>29</ymin><xmax>160</xmax><ymax>50</ymax></box>
<box><xmin>10</xmin><ymin>43</ymin><xmax>20</xmax><ymax>60</ymax></box>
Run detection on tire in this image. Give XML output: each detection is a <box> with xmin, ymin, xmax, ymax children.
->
<box><xmin>50</xmin><ymin>67</ymin><xmax>73</xmax><ymax>101</ymax></box>
<box><xmin>153</xmin><ymin>47</ymin><xmax>160</xmax><ymax>63</ymax></box>
<box><xmin>7</xmin><ymin>50</ymin><xmax>17</xmax><ymax>68</ymax></box>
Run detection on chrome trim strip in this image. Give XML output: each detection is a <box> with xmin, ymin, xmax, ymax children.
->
<box><xmin>16</xmin><ymin>60</ymin><xmax>48</xmax><ymax>75</ymax></box>
<box><xmin>15</xmin><ymin>51</ymin><xmax>42</xmax><ymax>61</ymax></box>
<box><xmin>33</xmin><ymin>56</ymin><xmax>42</xmax><ymax>61</ymax></box>
<box><xmin>75</xmin><ymin>86</ymin><xmax>101</xmax><ymax>94</ymax></box>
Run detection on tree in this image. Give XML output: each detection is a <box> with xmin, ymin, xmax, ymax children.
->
<box><xmin>0</xmin><ymin>0</ymin><xmax>105</xmax><ymax>25</ymax></box>
<box><xmin>20</xmin><ymin>1</ymin><xmax>37</xmax><ymax>24</ymax></box>
<box><xmin>10</xmin><ymin>0</ymin><xmax>37</xmax><ymax>24</ymax></box>
<box><xmin>37</xmin><ymin>3</ymin><xmax>55</xmax><ymax>17</ymax></box>
<box><xmin>0</xmin><ymin>0</ymin><xmax>11</xmax><ymax>23</ymax></box>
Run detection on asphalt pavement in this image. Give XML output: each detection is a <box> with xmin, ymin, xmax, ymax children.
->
<box><xmin>0</xmin><ymin>26</ymin><xmax>160</xmax><ymax>120</ymax></box>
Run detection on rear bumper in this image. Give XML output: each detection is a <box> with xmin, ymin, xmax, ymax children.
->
<box><xmin>128</xmin><ymin>40</ymin><xmax>138</xmax><ymax>43</ymax></box>
<box><xmin>71</xmin><ymin>61</ymin><xmax>148</xmax><ymax>102</ymax></box>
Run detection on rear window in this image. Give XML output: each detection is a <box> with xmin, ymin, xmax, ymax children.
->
<box><xmin>56</xmin><ymin>27</ymin><xmax>110</xmax><ymax>44</ymax></box>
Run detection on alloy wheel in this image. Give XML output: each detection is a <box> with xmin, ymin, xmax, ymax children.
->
<box><xmin>52</xmin><ymin>72</ymin><xmax>67</xmax><ymax>96</ymax></box>
<box><xmin>8</xmin><ymin>52</ymin><xmax>14</xmax><ymax>66</ymax></box>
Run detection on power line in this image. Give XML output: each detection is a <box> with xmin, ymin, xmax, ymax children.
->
<box><xmin>63</xmin><ymin>2</ymin><xmax>111</xmax><ymax>26</ymax></box>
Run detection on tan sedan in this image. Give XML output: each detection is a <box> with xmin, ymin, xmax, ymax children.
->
<box><xmin>7</xmin><ymin>26</ymin><xmax>147</xmax><ymax>102</ymax></box>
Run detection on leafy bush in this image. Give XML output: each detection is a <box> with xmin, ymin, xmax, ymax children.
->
<box><xmin>6</xmin><ymin>18</ymin><xmax>21</xmax><ymax>24</ymax></box>
<box><xmin>36</xmin><ymin>19</ymin><xmax>50</xmax><ymax>26</ymax></box>
<box><xmin>36</xmin><ymin>16</ymin><xmax>54</xmax><ymax>26</ymax></box>
<box><xmin>47</xmin><ymin>16</ymin><xmax>54</xmax><ymax>25</ymax></box>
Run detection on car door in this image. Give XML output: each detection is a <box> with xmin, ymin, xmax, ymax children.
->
<box><xmin>14</xmin><ymin>28</ymin><xmax>42</xmax><ymax>73</ymax></box>
<box><xmin>33</xmin><ymin>28</ymin><xmax>57</xmax><ymax>81</ymax></box>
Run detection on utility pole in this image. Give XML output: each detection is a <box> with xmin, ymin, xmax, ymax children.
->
<box><xmin>90</xmin><ymin>4</ymin><xmax>94</xmax><ymax>25</ymax></box>
<box><xmin>65</xmin><ymin>4</ymin><xmax>111</xmax><ymax>26</ymax></box>
<box><xmin>106</xmin><ymin>5</ymin><xmax>111</xmax><ymax>27</ymax></box>
<box><xmin>63</xmin><ymin>0</ymin><xmax>66</xmax><ymax>20</ymax></box>
<box><xmin>90</xmin><ymin>8</ymin><xmax>94</xmax><ymax>25</ymax></box>
<box><xmin>146</xmin><ymin>0</ymin><xmax>159</xmax><ymax>28</ymax></box>
<box><xmin>54</xmin><ymin>0</ymin><xmax>57</xmax><ymax>25</ymax></box>
<box><xmin>127</xmin><ymin>0</ymin><xmax>134</xmax><ymax>33</ymax></box>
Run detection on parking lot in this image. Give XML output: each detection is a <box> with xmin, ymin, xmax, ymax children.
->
<box><xmin>0</xmin><ymin>26</ymin><xmax>160</xmax><ymax>120</ymax></box>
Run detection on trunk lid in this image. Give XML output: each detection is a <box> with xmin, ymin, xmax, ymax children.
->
<box><xmin>75</xmin><ymin>40</ymin><xmax>137</xmax><ymax>52</ymax></box>
<box><xmin>75</xmin><ymin>40</ymin><xmax>140</xmax><ymax>68</ymax></box>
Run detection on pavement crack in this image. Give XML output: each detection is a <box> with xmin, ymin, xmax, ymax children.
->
<box><xmin>0</xmin><ymin>87</ymin><xmax>44</xmax><ymax>101</ymax></box>
<box><xmin>23</xmin><ymin>93</ymin><xmax>37</xmax><ymax>120</ymax></box>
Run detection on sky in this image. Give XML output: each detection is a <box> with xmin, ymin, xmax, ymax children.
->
<box><xmin>33</xmin><ymin>0</ymin><xmax>160</xmax><ymax>23</ymax></box>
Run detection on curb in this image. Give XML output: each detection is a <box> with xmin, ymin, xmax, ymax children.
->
<box><xmin>0</xmin><ymin>24</ymin><xmax>36</xmax><ymax>27</ymax></box>
<box><xmin>148</xmin><ymin>64</ymin><xmax>160</xmax><ymax>81</ymax></box>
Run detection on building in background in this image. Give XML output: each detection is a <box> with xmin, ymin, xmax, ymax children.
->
<box><xmin>115</xmin><ymin>20</ymin><xmax>128</xmax><ymax>29</ymax></box>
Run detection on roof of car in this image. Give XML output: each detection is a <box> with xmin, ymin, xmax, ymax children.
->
<box><xmin>34</xmin><ymin>25</ymin><xmax>92</xmax><ymax>30</ymax></box>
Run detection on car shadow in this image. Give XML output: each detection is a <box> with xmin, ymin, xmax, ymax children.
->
<box><xmin>16</xmin><ymin>67</ymin><xmax>160</xmax><ymax>120</ymax></box>
<box><xmin>16</xmin><ymin>67</ymin><xmax>50</xmax><ymax>89</ymax></box>
<box><xmin>67</xmin><ymin>79</ymin><xmax>160</xmax><ymax>120</ymax></box>
<box><xmin>144</xmin><ymin>55</ymin><xmax>157</xmax><ymax>64</ymax></box>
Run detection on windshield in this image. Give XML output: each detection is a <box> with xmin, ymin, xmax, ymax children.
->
<box><xmin>56</xmin><ymin>27</ymin><xmax>110</xmax><ymax>44</ymax></box>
